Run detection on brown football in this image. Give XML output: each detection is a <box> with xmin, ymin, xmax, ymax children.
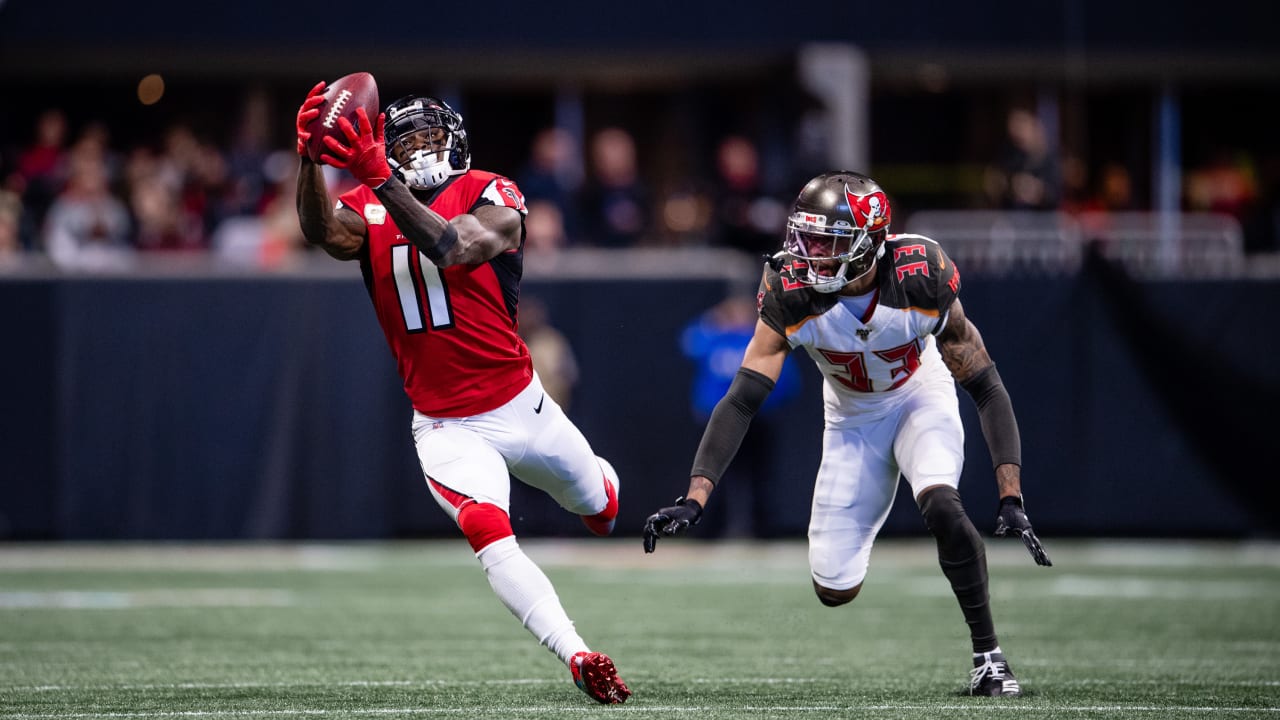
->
<box><xmin>305</xmin><ymin>72</ymin><xmax>380</xmax><ymax>162</ymax></box>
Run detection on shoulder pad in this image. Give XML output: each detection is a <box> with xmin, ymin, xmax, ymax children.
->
<box><xmin>877</xmin><ymin>234</ymin><xmax>961</xmax><ymax>315</ymax></box>
<box><xmin>757</xmin><ymin>261</ymin><xmax>838</xmax><ymax>338</ymax></box>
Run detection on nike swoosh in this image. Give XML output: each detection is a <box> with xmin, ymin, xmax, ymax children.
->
<box><xmin>534</xmin><ymin>394</ymin><xmax>545</xmax><ymax>414</ymax></box>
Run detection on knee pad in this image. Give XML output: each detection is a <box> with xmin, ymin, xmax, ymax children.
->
<box><xmin>918</xmin><ymin>486</ymin><xmax>983</xmax><ymax>565</ymax></box>
<box><xmin>457</xmin><ymin>502</ymin><xmax>514</xmax><ymax>553</ymax></box>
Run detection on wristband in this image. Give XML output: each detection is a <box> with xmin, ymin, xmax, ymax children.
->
<box><xmin>428</xmin><ymin>223</ymin><xmax>459</xmax><ymax>264</ymax></box>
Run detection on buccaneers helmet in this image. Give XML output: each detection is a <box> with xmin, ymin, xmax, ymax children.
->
<box><xmin>783</xmin><ymin>171</ymin><xmax>892</xmax><ymax>293</ymax></box>
<box><xmin>383</xmin><ymin>95</ymin><xmax>470</xmax><ymax>190</ymax></box>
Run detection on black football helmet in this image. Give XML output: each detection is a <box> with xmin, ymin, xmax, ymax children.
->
<box><xmin>783</xmin><ymin>171</ymin><xmax>892</xmax><ymax>293</ymax></box>
<box><xmin>383</xmin><ymin>95</ymin><xmax>470</xmax><ymax>190</ymax></box>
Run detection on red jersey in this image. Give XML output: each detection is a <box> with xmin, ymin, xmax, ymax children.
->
<box><xmin>338</xmin><ymin>170</ymin><xmax>532</xmax><ymax>417</ymax></box>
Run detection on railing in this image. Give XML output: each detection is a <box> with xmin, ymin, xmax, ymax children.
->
<box><xmin>903</xmin><ymin>210</ymin><xmax>1246</xmax><ymax>278</ymax></box>
<box><xmin>0</xmin><ymin>212</ymin><xmax>1260</xmax><ymax>281</ymax></box>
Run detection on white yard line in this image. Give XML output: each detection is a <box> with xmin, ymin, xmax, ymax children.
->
<box><xmin>0</xmin><ymin>704</ymin><xmax>1278</xmax><ymax>718</ymax></box>
<box><xmin>6</xmin><ymin>677</ymin><xmax>1277</xmax><ymax>692</ymax></box>
<box><xmin>0</xmin><ymin>589</ymin><xmax>295</xmax><ymax>609</ymax></box>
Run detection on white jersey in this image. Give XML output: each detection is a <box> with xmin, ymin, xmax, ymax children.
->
<box><xmin>758</xmin><ymin>233</ymin><xmax>962</xmax><ymax>427</ymax></box>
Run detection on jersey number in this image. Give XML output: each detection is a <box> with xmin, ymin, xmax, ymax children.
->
<box><xmin>818</xmin><ymin>340</ymin><xmax>922</xmax><ymax>392</ymax></box>
<box><xmin>392</xmin><ymin>244</ymin><xmax>455</xmax><ymax>333</ymax></box>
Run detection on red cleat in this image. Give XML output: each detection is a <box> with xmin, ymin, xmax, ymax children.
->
<box><xmin>570</xmin><ymin>651</ymin><xmax>631</xmax><ymax>704</ymax></box>
<box><xmin>581</xmin><ymin>460</ymin><xmax>619</xmax><ymax>537</ymax></box>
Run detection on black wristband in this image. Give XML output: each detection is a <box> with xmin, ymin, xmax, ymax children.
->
<box><xmin>427</xmin><ymin>223</ymin><xmax>459</xmax><ymax>264</ymax></box>
<box><xmin>690</xmin><ymin>368</ymin><xmax>775</xmax><ymax>483</ymax></box>
<box><xmin>959</xmin><ymin>364</ymin><xmax>1022</xmax><ymax>468</ymax></box>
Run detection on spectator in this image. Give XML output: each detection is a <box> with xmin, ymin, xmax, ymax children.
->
<box><xmin>518</xmin><ymin>295</ymin><xmax>580</xmax><ymax>411</ymax></box>
<box><xmin>983</xmin><ymin>108</ymin><xmax>1061</xmax><ymax>210</ymax></box>
<box><xmin>524</xmin><ymin>199</ymin><xmax>569</xmax><ymax>255</ymax></box>
<box><xmin>14</xmin><ymin>109</ymin><xmax>70</xmax><ymax>231</ymax></box>
<box><xmin>211</xmin><ymin>150</ymin><xmax>306</xmax><ymax>269</ymax></box>
<box><xmin>679</xmin><ymin>294</ymin><xmax>800</xmax><ymax>537</ymax></box>
<box><xmin>517</xmin><ymin>127</ymin><xmax>582</xmax><ymax>244</ymax></box>
<box><xmin>712</xmin><ymin>134</ymin><xmax>788</xmax><ymax>257</ymax></box>
<box><xmin>580</xmin><ymin>127</ymin><xmax>649</xmax><ymax>247</ymax></box>
<box><xmin>1186</xmin><ymin>149</ymin><xmax>1259</xmax><ymax>219</ymax></box>
<box><xmin>0</xmin><ymin>191</ymin><xmax>24</xmax><ymax>267</ymax></box>
<box><xmin>42</xmin><ymin>146</ymin><xmax>133</xmax><ymax>271</ymax></box>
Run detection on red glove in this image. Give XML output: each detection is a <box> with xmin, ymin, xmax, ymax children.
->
<box><xmin>295</xmin><ymin>81</ymin><xmax>327</xmax><ymax>159</ymax></box>
<box><xmin>322</xmin><ymin>108</ymin><xmax>391</xmax><ymax>188</ymax></box>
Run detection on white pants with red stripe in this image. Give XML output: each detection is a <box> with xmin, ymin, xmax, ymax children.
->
<box><xmin>412</xmin><ymin>372</ymin><xmax>611</xmax><ymax>521</ymax></box>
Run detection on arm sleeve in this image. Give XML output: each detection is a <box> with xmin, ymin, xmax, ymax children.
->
<box><xmin>689</xmin><ymin>368</ymin><xmax>775</xmax><ymax>484</ymax></box>
<box><xmin>958</xmin><ymin>364</ymin><xmax>1022</xmax><ymax>468</ymax></box>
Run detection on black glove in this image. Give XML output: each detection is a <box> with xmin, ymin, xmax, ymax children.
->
<box><xmin>994</xmin><ymin>496</ymin><xmax>1052</xmax><ymax>566</ymax></box>
<box><xmin>642</xmin><ymin>497</ymin><xmax>703</xmax><ymax>554</ymax></box>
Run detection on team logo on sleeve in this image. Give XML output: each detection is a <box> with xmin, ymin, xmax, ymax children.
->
<box><xmin>483</xmin><ymin>178</ymin><xmax>527</xmax><ymax>213</ymax></box>
<box><xmin>364</xmin><ymin>204</ymin><xmax>387</xmax><ymax>225</ymax></box>
<box><xmin>845</xmin><ymin>186</ymin><xmax>891</xmax><ymax>232</ymax></box>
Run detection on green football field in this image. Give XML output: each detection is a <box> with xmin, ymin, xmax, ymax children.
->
<box><xmin>1</xmin><ymin>539</ymin><xmax>1277</xmax><ymax>719</ymax></box>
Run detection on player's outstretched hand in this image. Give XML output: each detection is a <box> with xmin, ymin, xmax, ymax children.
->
<box><xmin>642</xmin><ymin>497</ymin><xmax>703</xmax><ymax>554</ymax></box>
<box><xmin>994</xmin><ymin>496</ymin><xmax>1052</xmax><ymax>566</ymax></box>
<box><xmin>321</xmin><ymin>108</ymin><xmax>391</xmax><ymax>187</ymax></box>
<box><xmin>295</xmin><ymin>81</ymin><xmax>326</xmax><ymax>158</ymax></box>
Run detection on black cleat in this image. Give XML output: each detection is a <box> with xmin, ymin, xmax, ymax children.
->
<box><xmin>969</xmin><ymin>649</ymin><xmax>1022</xmax><ymax>696</ymax></box>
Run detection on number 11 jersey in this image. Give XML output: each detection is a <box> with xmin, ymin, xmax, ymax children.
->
<box><xmin>338</xmin><ymin>171</ymin><xmax>532</xmax><ymax>418</ymax></box>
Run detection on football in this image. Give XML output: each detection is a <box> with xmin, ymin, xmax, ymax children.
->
<box><xmin>304</xmin><ymin>72</ymin><xmax>380</xmax><ymax>162</ymax></box>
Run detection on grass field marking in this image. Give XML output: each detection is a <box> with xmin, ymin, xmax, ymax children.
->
<box><xmin>0</xmin><ymin>589</ymin><xmax>295</xmax><ymax>609</ymax></box>
<box><xmin>1</xmin><ymin>704</ymin><xmax>1279</xmax><ymax>719</ymax></box>
<box><xmin>5</xmin><ymin>679</ymin><xmax>559</xmax><ymax>693</ymax></box>
<box><xmin>7</xmin><ymin>677</ymin><xmax>1277</xmax><ymax>693</ymax></box>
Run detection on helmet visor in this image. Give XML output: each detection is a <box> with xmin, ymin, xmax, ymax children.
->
<box><xmin>784</xmin><ymin>225</ymin><xmax>869</xmax><ymax>263</ymax></box>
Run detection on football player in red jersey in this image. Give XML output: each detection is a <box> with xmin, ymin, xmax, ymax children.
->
<box><xmin>294</xmin><ymin>85</ymin><xmax>630</xmax><ymax>705</ymax></box>
<box><xmin>643</xmin><ymin>171</ymin><xmax>1051</xmax><ymax>697</ymax></box>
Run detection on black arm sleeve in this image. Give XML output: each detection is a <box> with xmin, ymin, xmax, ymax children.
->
<box><xmin>689</xmin><ymin>368</ymin><xmax>775</xmax><ymax>484</ymax></box>
<box><xmin>958</xmin><ymin>364</ymin><xmax>1022</xmax><ymax>468</ymax></box>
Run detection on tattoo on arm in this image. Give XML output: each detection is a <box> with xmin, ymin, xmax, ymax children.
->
<box><xmin>686</xmin><ymin>476</ymin><xmax>717</xmax><ymax>508</ymax></box>
<box><xmin>995</xmin><ymin>463</ymin><xmax>1022</xmax><ymax>499</ymax></box>
<box><xmin>373</xmin><ymin>180</ymin><xmax>522</xmax><ymax>266</ymax></box>
<box><xmin>296</xmin><ymin>159</ymin><xmax>365</xmax><ymax>260</ymax></box>
<box><xmin>373</xmin><ymin>180</ymin><xmax>457</xmax><ymax>263</ymax></box>
<box><xmin>937</xmin><ymin>299</ymin><xmax>994</xmax><ymax>382</ymax></box>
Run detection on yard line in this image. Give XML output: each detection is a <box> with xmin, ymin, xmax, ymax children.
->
<box><xmin>5</xmin><ymin>679</ymin><xmax>556</xmax><ymax>692</ymax></box>
<box><xmin>0</xmin><ymin>590</ymin><xmax>295</xmax><ymax>609</ymax></box>
<box><xmin>6</xmin><ymin>677</ymin><xmax>1277</xmax><ymax>692</ymax></box>
<box><xmin>1</xmin><ymin>704</ymin><xmax>1278</xmax><ymax>718</ymax></box>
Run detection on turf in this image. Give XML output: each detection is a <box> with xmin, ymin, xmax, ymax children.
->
<box><xmin>1</xmin><ymin>539</ymin><xmax>1277</xmax><ymax>719</ymax></box>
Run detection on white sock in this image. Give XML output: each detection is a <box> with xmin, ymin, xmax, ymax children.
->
<box><xmin>477</xmin><ymin>536</ymin><xmax>589</xmax><ymax>665</ymax></box>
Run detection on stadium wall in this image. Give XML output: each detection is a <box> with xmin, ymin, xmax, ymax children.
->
<box><xmin>2</xmin><ymin>256</ymin><xmax>1276</xmax><ymax>541</ymax></box>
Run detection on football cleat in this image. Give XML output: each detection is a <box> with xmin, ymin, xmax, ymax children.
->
<box><xmin>570</xmin><ymin>651</ymin><xmax>631</xmax><ymax>704</ymax></box>
<box><xmin>969</xmin><ymin>649</ymin><xmax>1022</xmax><ymax>697</ymax></box>
<box><xmin>580</xmin><ymin>459</ymin><xmax>620</xmax><ymax>537</ymax></box>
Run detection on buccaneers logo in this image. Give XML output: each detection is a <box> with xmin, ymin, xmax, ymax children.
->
<box><xmin>845</xmin><ymin>185</ymin><xmax>890</xmax><ymax>232</ymax></box>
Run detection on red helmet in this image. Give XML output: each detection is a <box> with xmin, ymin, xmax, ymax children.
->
<box><xmin>783</xmin><ymin>171</ymin><xmax>891</xmax><ymax>293</ymax></box>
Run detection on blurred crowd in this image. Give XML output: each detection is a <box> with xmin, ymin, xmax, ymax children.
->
<box><xmin>0</xmin><ymin>103</ymin><xmax>806</xmax><ymax>272</ymax></box>
<box><xmin>0</xmin><ymin>102</ymin><xmax>309</xmax><ymax>272</ymax></box>
<box><xmin>1</xmin><ymin>100</ymin><xmax>1273</xmax><ymax>272</ymax></box>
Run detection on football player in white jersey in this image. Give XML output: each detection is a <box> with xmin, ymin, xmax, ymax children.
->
<box><xmin>643</xmin><ymin>171</ymin><xmax>1051</xmax><ymax>697</ymax></box>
